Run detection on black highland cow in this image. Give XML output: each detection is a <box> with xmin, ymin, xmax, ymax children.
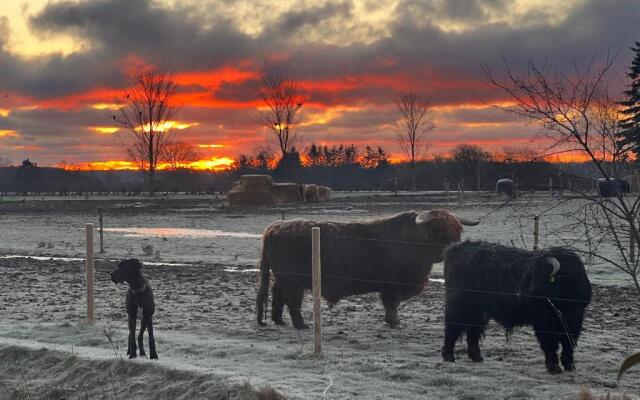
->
<box><xmin>598</xmin><ymin>178</ymin><xmax>630</xmax><ymax>198</ymax></box>
<box><xmin>256</xmin><ymin>209</ymin><xmax>478</xmax><ymax>329</ymax></box>
<box><xmin>442</xmin><ymin>241</ymin><xmax>592</xmax><ymax>374</ymax></box>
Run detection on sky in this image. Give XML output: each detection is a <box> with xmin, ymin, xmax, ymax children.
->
<box><xmin>0</xmin><ymin>0</ymin><xmax>639</xmax><ymax>169</ymax></box>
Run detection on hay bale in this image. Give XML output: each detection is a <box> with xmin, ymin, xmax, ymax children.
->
<box><xmin>226</xmin><ymin>175</ymin><xmax>275</xmax><ymax>205</ymax></box>
<box><xmin>318</xmin><ymin>186</ymin><xmax>332</xmax><ymax>201</ymax></box>
<box><xmin>271</xmin><ymin>183</ymin><xmax>305</xmax><ymax>204</ymax></box>
<box><xmin>303</xmin><ymin>184</ymin><xmax>320</xmax><ymax>203</ymax></box>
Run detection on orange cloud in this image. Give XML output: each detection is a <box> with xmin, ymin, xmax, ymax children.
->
<box><xmin>58</xmin><ymin>156</ymin><xmax>235</xmax><ymax>171</ymax></box>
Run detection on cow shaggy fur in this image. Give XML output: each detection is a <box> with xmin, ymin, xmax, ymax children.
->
<box><xmin>256</xmin><ymin>209</ymin><xmax>476</xmax><ymax>329</ymax></box>
<box><xmin>441</xmin><ymin>241</ymin><xmax>592</xmax><ymax>374</ymax></box>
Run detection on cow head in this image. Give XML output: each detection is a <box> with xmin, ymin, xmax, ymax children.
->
<box><xmin>415</xmin><ymin>209</ymin><xmax>479</xmax><ymax>261</ymax></box>
<box><xmin>520</xmin><ymin>256</ymin><xmax>564</xmax><ymax>297</ymax></box>
<box><xmin>111</xmin><ymin>258</ymin><xmax>143</xmax><ymax>284</ymax></box>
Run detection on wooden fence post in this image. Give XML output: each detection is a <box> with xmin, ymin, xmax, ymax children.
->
<box><xmin>457</xmin><ymin>182</ymin><xmax>462</xmax><ymax>205</ymax></box>
<box><xmin>312</xmin><ymin>227</ymin><xmax>322</xmax><ymax>356</ymax></box>
<box><xmin>98</xmin><ymin>208</ymin><xmax>105</xmax><ymax>253</ymax></box>
<box><xmin>533</xmin><ymin>216</ymin><xmax>540</xmax><ymax>251</ymax></box>
<box><xmin>630</xmin><ymin>224</ymin><xmax>636</xmax><ymax>265</ymax></box>
<box><xmin>86</xmin><ymin>223</ymin><xmax>95</xmax><ymax>323</ymax></box>
<box><xmin>549</xmin><ymin>177</ymin><xmax>553</xmax><ymax>196</ymax></box>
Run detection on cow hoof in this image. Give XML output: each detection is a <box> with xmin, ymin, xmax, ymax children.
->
<box><xmin>469</xmin><ymin>354</ymin><xmax>484</xmax><ymax>363</ymax></box>
<box><xmin>274</xmin><ymin>319</ymin><xmax>286</xmax><ymax>326</ymax></box>
<box><xmin>294</xmin><ymin>323</ymin><xmax>309</xmax><ymax>330</ymax></box>
<box><xmin>129</xmin><ymin>354</ymin><xmax>137</xmax><ymax>360</ymax></box>
<box><xmin>547</xmin><ymin>366</ymin><xmax>563</xmax><ymax>375</ymax></box>
<box><xmin>139</xmin><ymin>351</ymin><xmax>146</xmax><ymax>357</ymax></box>
<box><xmin>563</xmin><ymin>363</ymin><xmax>575</xmax><ymax>372</ymax></box>
<box><xmin>257</xmin><ymin>321</ymin><xmax>267</xmax><ymax>327</ymax></box>
<box><xmin>442</xmin><ymin>354</ymin><xmax>456</xmax><ymax>363</ymax></box>
<box><xmin>150</xmin><ymin>353</ymin><xmax>158</xmax><ymax>360</ymax></box>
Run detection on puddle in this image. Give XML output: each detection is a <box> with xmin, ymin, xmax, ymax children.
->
<box><xmin>103</xmin><ymin>227</ymin><xmax>261</xmax><ymax>239</ymax></box>
<box><xmin>0</xmin><ymin>255</ymin><xmax>84</xmax><ymax>262</ymax></box>
<box><xmin>224</xmin><ymin>268</ymin><xmax>260</xmax><ymax>273</ymax></box>
<box><xmin>0</xmin><ymin>254</ymin><xmax>188</xmax><ymax>267</ymax></box>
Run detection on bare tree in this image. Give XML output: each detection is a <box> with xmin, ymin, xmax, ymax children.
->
<box><xmin>453</xmin><ymin>144</ymin><xmax>492</xmax><ymax>190</ymax></box>
<box><xmin>114</xmin><ymin>70</ymin><xmax>179</xmax><ymax>190</ymax></box>
<box><xmin>256</xmin><ymin>73</ymin><xmax>306</xmax><ymax>180</ymax></box>
<box><xmin>163</xmin><ymin>141</ymin><xmax>200</xmax><ymax>172</ymax></box>
<box><xmin>393</xmin><ymin>92</ymin><xmax>435</xmax><ymax>191</ymax></box>
<box><xmin>484</xmin><ymin>50</ymin><xmax>640</xmax><ymax>294</ymax></box>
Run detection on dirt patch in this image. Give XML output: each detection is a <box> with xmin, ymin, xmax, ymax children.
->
<box><xmin>0</xmin><ymin>257</ymin><xmax>638</xmax><ymax>399</ymax></box>
<box><xmin>0</xmin><ymin>345</ymin><xmax>286</xmax><ymax>400</ymax></box>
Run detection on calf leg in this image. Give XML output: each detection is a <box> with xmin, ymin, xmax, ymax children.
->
<box><xmin>535</xmin><ymin>330</ymin><xmax>561</xmax><ymax>374</ymax></box>
<box><xmin>284</xmin><ymin>284</ymin><xmax>308</xmax><ymax>330</ymax></box>
<box><xmin>271</xmin><ymin>282</ymin><xmax>286</xmax><ymax>326</ymax></box>
<box><xmin>146</xmin><ymin>317</ymin><xmax>158</xmax><ymax>360</ymax></box>
<box><xmin>127</xmin><ymin>315</ymin><xmax>137</xmax><ymax>359</ymax></box>
<box><xmin>380</xmin><ymin>293</ymin><xmax>400</xmax><ymax>328</ymax></box>
<box><xmin>138</xmin><ymin>319</ymin><xmax>147</xmax><ymax>357</ymax></box>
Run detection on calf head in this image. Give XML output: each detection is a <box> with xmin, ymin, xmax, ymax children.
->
<box><xmin>415</xmin><ymin>209</ymin><xmax>479</xmax><ymax>261</ymax></box>
<box><xmin>111</xmin><ymin>259</ymin><xmax>143</xmax><ymax>285</ymax></box>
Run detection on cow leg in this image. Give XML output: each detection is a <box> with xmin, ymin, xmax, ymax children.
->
<box><xmin>284</xmin><ymin>285</ymin><xmax>308</xmax><ymax>330</ymax></box>
<box><xmin>128</xmin><ymin>315</ymin><xmax>137</xmax><ymax>359</ymax></box>
<box><xmin>535</xmin><ymin>330</ymin><xmax>561</xmax><ymax>374</ymax></box>
<box><xmin>380</xmin><ymin>292</ymin><xmax>401</xmax><ymax>328</ymax></box>
<box><xmin>138</xmin><ymin>318</ymin><xmax>147</xmax><ymax>357</ymax></box>
<box><xmin>271</xmin><ymin>282</ymin><xmax>286</xmax><ymax>326</ymax></box>
<box><xmin>442</xmin><ymin>294</ymin><xmax>465</xmax><ymax>362</ymax></box>
<box><xmin>466</xmin><ymin>326</ymin><xmax>484</xmax><ymax>362</ymax></box>
<box><xmin>442</xmin><ymin>321</ymin><xmax>463</xmax><ymax>362</ymax></box>
<box><xmin>559</xmin><ymin>335</ymin><xmax>576</xmax><ymax>371</ymax></box>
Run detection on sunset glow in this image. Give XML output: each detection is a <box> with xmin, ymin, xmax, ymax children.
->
<box><xmin>0</xmin><ymin>0</ymin><xmax>636</xmax><ymax>169</ymax></box>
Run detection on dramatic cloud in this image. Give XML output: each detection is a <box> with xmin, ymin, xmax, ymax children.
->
<box><xmin>0</xmin><ymin>0</ymin><xmax>639</xmax><ymax>166</ymax></box>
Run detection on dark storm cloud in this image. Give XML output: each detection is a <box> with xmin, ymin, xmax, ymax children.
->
<box><xmin>2</xmin><ymin>0</ymin><xmax>637</xmax><ymax>101</ymax></box>
<box><xmin>1</xmin><ymin>0</ymin><xmax>640</xmax><ymax>165</ymax></box>
<box><xmin>263</xmin><ymin>1</ymin><xmax>353</xmax><ymax>39</ymax></box>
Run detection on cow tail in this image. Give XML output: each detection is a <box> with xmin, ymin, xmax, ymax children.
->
<box><xmin>256</xmin><ymin>244</ymin><xmax>270</xmax><ymax>326</ymax></box>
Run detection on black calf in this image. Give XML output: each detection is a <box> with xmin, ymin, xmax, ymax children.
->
<box><xmin>110</xmin><ymin>259</ymin><xmax>157</xmax><ymax>360</ymax></box>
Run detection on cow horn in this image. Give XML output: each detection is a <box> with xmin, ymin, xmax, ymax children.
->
<box><xmin>415</xmin><ymin>213</ymin><xmax>430</xmax><ymax>224</ymax></box>
<box><xmin>455</xmin><ymin>215</ymin><xmax>480</xmax><ymax>226</ymax></box>
<box><xmin>546</xmin><ymin>257</ymin><xmax>560</xmax><ymax>281</ymax></box>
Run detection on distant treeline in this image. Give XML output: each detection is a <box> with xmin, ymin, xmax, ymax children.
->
<box><xmin>0</xmin><ymin>156</ymin><xmax>609</xmax><ymax>196</ymax></box>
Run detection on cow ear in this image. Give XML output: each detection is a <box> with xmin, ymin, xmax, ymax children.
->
<box><xmin>135</xmin><ymin>260</ymin><xmax>143</xmax><ymax>270</ymax></box>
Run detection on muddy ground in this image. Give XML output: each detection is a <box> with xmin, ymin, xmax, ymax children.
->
<box><xmin>0</xmin><ymin>193</ymin><xmax>639</xmax><ymax>399</ymax></box>
<box><xmin>0</xmin><ymin>256</ymin><xmax>638</xmax><ymax>399</ymax></box>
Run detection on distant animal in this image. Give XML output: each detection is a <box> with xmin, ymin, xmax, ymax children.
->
<box><xmin>598</xmin><ymin>178</ymin><xmax>630</xmax><ymax>198</ymax></box>
<box><xmin>256</xmin><ymin>209</ymin><xmax>479</xmax><ymax>329</ymax></box>
<box><xmin>495</xmin><ymin>178</ymin><xmax>514</xmax><ymax>197</ymax></box>
<box><xmin>304</xmin><ymin>184</ymin><xmax>320</xmax><ymax>203</ymax></box>
<box><xmin>441</xmin><ymin>241</ymin><xmax>592</xmax><ymax>374</ymax></box>
<box><xmin>271</xmin><ymin>183</ymin><xmax>305</xmax><ymax>204</ymax></box>
<box><xmin>318</xmin><ymin>186</ymin><xmax>332</xmax><ymax>201</ymax></box>
<box><xmin>110</xmin><ymin>259</ymin><xmax>158</xmax><ymax>360</ymax></box>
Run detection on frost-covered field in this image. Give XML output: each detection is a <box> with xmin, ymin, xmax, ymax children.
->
<box><xmin>0</xmin><ymin>192</ymin><xmax>639</xmax><ymax>399</ymax></box>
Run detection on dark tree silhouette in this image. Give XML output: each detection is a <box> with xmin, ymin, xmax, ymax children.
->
<box><xmin>393</xmin><ymin>92</ymin><xmax>435</xmax><ymax>191</ymax></box>
<box><xmin>114</xmin><ymin>70</ymin><xmax>179</xmax><ymax>190</ymax></box>
<box><xmin>617</xmin><ymin>42</ymin><xmax>640</xmax><ymax>162</ymax></box>
<box><xmin>256</xmin><ymin>73</ymin><xmax>306</xmax><ymax>180</ymax></box>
